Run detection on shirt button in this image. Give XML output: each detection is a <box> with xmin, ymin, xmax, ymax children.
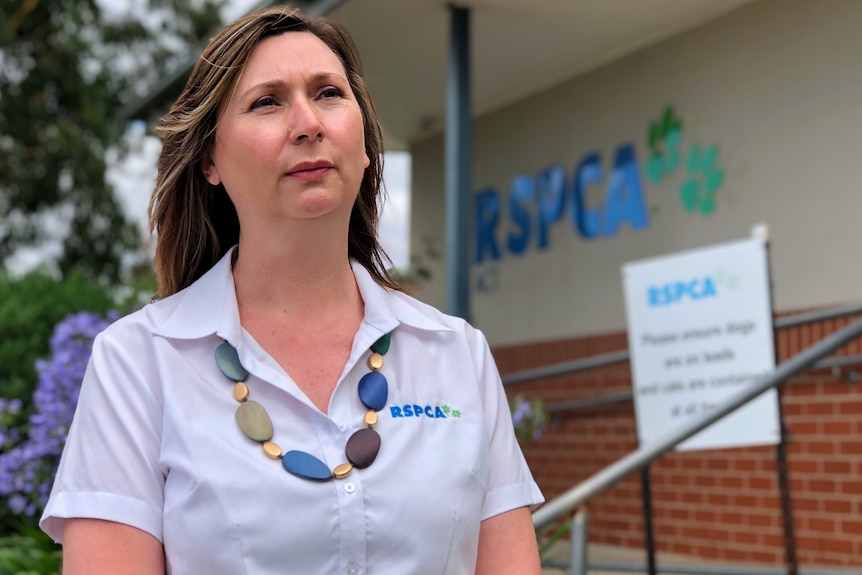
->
<box><xmin>344</xmin><ymin>482</ymin><xmax>356</xmax><ymax>493</ymax></box>
<box><xmin>347</xmin><ymin>563</ymin><xmax>359</xmax><ymax>575</ymax></box>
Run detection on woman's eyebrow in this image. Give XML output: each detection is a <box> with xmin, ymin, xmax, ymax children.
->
<box><xmin>239</xmin><ymin>72</ymin><xmax>348</xmax><ymax>102</ymax></box>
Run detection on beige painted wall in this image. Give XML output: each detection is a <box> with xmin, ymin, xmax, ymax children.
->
<box><xmin>409</xmin><ymin>0</ymin><xmax>862</xmax><ymax>346</ymax></box>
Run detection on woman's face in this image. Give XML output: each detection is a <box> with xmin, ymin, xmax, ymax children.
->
<box><xmin>205</xmin><ymin>31</ymin><xmax>369</xmax><ymax>230</ymax></box>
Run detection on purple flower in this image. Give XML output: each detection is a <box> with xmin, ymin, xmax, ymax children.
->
<box><xmin>509</xmin><ymin>395</ymin><xmax>548</xmax><ymax>444</ymax></box>
<box><xmin>0</xmin><ymin>311</ymin><xmax>116</xmax><ymax>516</ymax></box>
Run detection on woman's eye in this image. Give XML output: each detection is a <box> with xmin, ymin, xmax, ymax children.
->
<box><xmin>250</xmin><ymin>96</ymin><xmax>277</xmax><ymax>110</ymax></box>
<box><xmin>319</xmin><ymin>86</ymin><xmax>344</xmax><ymax>99</ymax></box>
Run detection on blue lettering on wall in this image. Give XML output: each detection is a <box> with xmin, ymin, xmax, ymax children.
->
<box><xmin>604</xmin><ymin>145</ymin><xmax>649</xmax><ymax>235</ymax></box>
<box><xmin>506</xmin><ymin>175</ymin><xmax>534</xmax><ymax>255</ymax></box>
<box><xmin>537</xmin><ymin>166</ymin><xmax>566</xmax><ymax>249</ymax></box>
<box><xmin>573</xmin><ymin>152</ymin><xmax>602</xmax><ymax>237</ymax></box>
<box><xmin>647</xmin><ymin>276</ymin><xmax>718</xmax><ymax>307</ymax></box>
<box><xmin>475</xmin><ymin>142</ymin><xmax>650</xmax><ymax>264</ymax></box>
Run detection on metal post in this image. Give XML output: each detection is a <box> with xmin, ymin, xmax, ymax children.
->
<box><xmin>775</xmin><ymin>401</ymin><xmax>799</xmax><ymax>575</ymax></box>
<box><xmin>764</xmin><ymin>235</ymin><xmax>799</xmax><ymax>575</ymax></box>
<box><xmin>445</xmin><ymin>5</ymin><xmax>471</xmax><ymax>320</ymax></box>
<box><xmin>570</xmin><ymin>505</ymin><xmax>589</xmax><ymax>575</ymax></box>
<box><xmin>640</xmin><ymin>466</ymin><xmax>658</xmax><ymax>575</ymax></box>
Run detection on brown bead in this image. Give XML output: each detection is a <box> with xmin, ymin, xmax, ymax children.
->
<box><xmin>345</xmin><ymin>428</ymin><xmax>381</xmax><ymax>469</ymax></box>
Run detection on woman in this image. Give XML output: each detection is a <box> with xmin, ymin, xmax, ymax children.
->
<box><xmin>41</xmin><ymin>6</ymin><xmax>544</xmax><ymax>574</ymax></box>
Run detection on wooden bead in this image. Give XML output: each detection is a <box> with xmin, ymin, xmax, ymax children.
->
<box><xmin>263</xmin><ymin>441</ymin><xmax>282</xmax><ymax>459</ymax></box>
<box><xmin>233</xmin><ymin>382</ymin><xmax>249</xmax><ymax>402</ymax></box>
<box><xmin>216</xmin><ymin>342</ymin><xmax>249</xmax><ymax>381</ymax></box>
<box><xmin>235</xmin><ymin>400</ymin><xmax>274</xmax><ymax>442</ymax></box>
<box><xmin>364</xmin><ymin>410</ymin><xmax>378</xmax><ymax>428</ymax></box>
<box><xmin>368</xmin><ymin>352</ymin><xmax>384</xmax><ymax>371</ymax></box>
<box><xmin>333</xmin><ymin>462</ymin><xmax>353</xmax><ymax>479</ymax></box>
<box><xmin>345</xmin><ymin>428</ymin><xmax>381</xmax><ymax>469</ymax></box>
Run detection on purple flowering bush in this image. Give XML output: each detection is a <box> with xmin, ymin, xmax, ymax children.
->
<box><xmin>0</xmin><ymin>311</ymin><xmax>115</xmax><ymax>517</ymax></box>
<box><xmin>510</xmin><ymin>394</ymin><xmax>549</xmax><ymax>443</ymax></box>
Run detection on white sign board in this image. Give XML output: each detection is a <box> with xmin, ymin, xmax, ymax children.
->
<box><xmin>622</xmin><ymin>237</ymin><xmax>780</xmax><ymax>451</ymax></box>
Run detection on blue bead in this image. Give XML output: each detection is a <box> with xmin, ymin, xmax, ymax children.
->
<box><xmin>282</xmin><ymin>450</ymin><xmax>332</xmax><ymax>481</ymax></box>
<box><xmin>358</xmin><ymin>371</ymin><xmax>388</xmax><ymax>411</ymax></box>
<box><xmin>215</xmin><ymin>342</ymin><xmax>249</xmax><ymax>382</ymax></box>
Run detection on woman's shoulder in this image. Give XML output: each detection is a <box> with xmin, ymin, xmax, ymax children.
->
<box><xmin>99</xmin><ymin>289</ymin><xmax>191</xmax><ymax>343</ymax></box>
<box><xmin>387</xmin><ymin>288</ymin><xmax>472</xmax><ymax>331</ymax></box>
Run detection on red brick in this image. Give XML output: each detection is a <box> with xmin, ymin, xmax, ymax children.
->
<box><xmin>840</xmin><ymin>441</ymin><xmax>862</xmax><ymax>455</ymax></box>
<box><xmin>841</xmin><ymin>520</ymin><xmax>862</xmax><ymax>535</ymax></box>
<box><xmin>823</xmin><ymin>537</ymin><xmax>854</xmax><ymax>554</ymax></box>
<box><xmin>805</xmin><ymin>441</ymin><xmax>836</xmax><ymax>455</ymax></box>
<box><xmin>840</xmin><ymin>480</ymin><xmax>862</xmax><ymax>495</ymax></box>
<box><xmin>824</xmin><ymin>460</ymin><xmax>852</xmax><ymax>474</ymax></box>
<box><xmin>749</xmin><ymin>513</ymin><xmax>773</xmax><ymax>527</ymax></box>
<box><xmin>807</xmin><ymin>517</ymin><xmax>836</xmax><ymax>532</ymax></box>
<box><xmin>824</xmin><ymin>499</ymin><xmax>853</xmax><ymax>514</ymax></box>
<box><xmin>695</xmin><ymin>475</ymin><xmax>716</xmax><ymax>488</ymax></box>
<box><xmin>809</xmin><ymin>479</ymin><xmax>836</xmax><ymax>493</ymax></box>
<box><xmin>807</xmin><ymin>401</ymin><xmax>834</xmax><ymax>416</ymax></box>
<box><xmin>749</xmin><ymin>477</ymin><xmax>773</xmax><ymax>490</ymax></box>
<box><xmin>721</xmin><ymin>476</ymin><xmax>744</xmax><ymax>489</ymax></box>
<box><xmin>824</xmin><ymin>420</ymin><xmax>852</xmax><ymax>434</ymax></box>
<box><xmin>791</xmin><ymin>420</ymin><xmax>818</xmax><ymax>434</ymax></box>
<box><xmin>838</xmin><ymin>400</ymin><xmax>862</xmax><ymax>415</ymax></box>
<box><xmin>789</xmin><ymin>459</ymin><xmax>819</xmax><ymax>473</ymax></box>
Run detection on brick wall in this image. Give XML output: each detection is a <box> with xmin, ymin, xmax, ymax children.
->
<box><xmin>495</xmin><ymin>312</ymin><xmax>862</xmax><ymax>568</ymax></box>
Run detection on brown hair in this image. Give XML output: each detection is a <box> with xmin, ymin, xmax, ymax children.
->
<box><xmin>149</xmin><ymin>6</ymin><xmax>397</xmax><ymax>298</ymax></box>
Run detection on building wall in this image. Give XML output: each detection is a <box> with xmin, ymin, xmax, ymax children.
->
<box><xmin>410</xmin><ymin>0</ymin><xmax>862</xmax><ymax>346</ymax></box>
<box><xmin>499</xmin><ymin>315</ymin><xmax>862</xmax><ymax>567</ymax></box>
<box><xmin>406</xmin><ymin>0</ymin><xmax>862</xmax><ymax>567</ymax></box>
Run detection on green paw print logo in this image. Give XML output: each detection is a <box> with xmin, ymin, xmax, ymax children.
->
<box><xmin>645</xmin><ymin>106</ymin><xmax>725</xmax><ymax>215</ymax></box>
<box><xmin>441</xmin><ymin>405</ymin><xmax>462</xmax><ymax>418</ymax></box>
<box><xmin>714</xmin><ymin>269</ymin><xmax>739</xmax><ymax>291</ymax></box>
<box><xmin>680</xmin><ymin>145</ymin><xmax>724</xmax><ymax>215</ymax></box>
<box><xmin>646</xmin><ymin>107</ymin><xmax>682</xmax><ymax>183</ymax></box>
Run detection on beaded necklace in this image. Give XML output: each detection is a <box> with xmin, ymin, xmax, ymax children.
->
<box><xmin>215</xmin><ymin>332</ymin><xmax>391</xmax><ymax>481</ymax></box>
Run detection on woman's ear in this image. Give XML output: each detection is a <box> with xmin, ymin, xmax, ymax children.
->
<box><xmin>202</xmin><ymin>160</ymin><xmax>222</xmax><ymax>185</ymax></box>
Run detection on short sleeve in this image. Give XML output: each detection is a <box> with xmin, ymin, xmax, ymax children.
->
<box><xmin>469</xmin><ymin>328</ymin><xmax>544</xmax><ymax>521</ymax></box>
<box><xmin>40</xmin><ymin>326</ymin><xmax>165</xmax><ymax>544</ymax></box>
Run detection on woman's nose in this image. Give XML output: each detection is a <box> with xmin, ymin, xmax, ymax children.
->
<box><xmin>288</xmin><ymin>98</ymin><xmax>323</xmax><ymax>143</ymax></box>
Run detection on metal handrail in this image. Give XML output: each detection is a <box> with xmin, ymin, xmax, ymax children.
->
<box><xmin>541</xmin><ymin>353</ymin><xmax>862</xmax><ymax>417</ymax></box>
<box><xmin>531</xmin><ymin>314</ymin><xmax>862</xmax><ymax>530</ymax></box>
<box><xmin>503</xmin><ymin>301</ymin><xmax>862</xmax><ymax>388</ymax></box>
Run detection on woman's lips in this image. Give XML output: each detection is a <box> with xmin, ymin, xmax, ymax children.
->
<box><xmin>287</xmin><ymin>162</ymin><xmax>332</xmax><ymax>179</ymax></box>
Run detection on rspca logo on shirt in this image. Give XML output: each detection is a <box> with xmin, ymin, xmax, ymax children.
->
<box><xmin>389</xmin><ymin>404</ymin><xmax>462</xmax><ymax>419</ymax></box>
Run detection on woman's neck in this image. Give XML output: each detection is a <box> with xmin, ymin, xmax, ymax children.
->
<box><xmin>231</xmin><ymin>226</ymin><xmax>361</xmax><ymax>327</ymax></box>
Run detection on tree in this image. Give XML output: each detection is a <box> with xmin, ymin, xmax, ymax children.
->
<box><xmin>0</xmin><ymin>0</ymin><xmax>224</xmax><ymax>284</ymax></box>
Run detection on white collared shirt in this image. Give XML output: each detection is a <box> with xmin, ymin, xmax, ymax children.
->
<box><xmin>41</xmin><ymin>249</ymin><xmax>543</xmax><ymax>574</ymax></box>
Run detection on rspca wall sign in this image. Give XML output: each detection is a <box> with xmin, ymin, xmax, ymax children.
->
<box><xmin>622</xmin><ymin>237</ymin><xmax>780</xmax><ymax>451</ymax></box>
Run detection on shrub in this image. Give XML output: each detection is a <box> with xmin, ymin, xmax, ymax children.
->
<box><xmin>0</xmin><ymin>311</ymin><xmax>115</xmax><ymax>520</ymax></box>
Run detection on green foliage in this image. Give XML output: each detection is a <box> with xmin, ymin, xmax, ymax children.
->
<box><xmin>0</xmin><ymin>529</ymin><xmax>61</xmax><ymax>575</ymax></box>
<box><xmin>0</xmin><ymin>269</ymin><xmax>115</xmax><ymax>403</ymax></box>
<box><xmin>0</xmin><ymin>0</ymin><xmax>224</xmax><ymax>284</ymax></box>
<box><xmin>0</xmin><ymin>269</ymin><xmax>117</xmax><ymax>537</ymax></box>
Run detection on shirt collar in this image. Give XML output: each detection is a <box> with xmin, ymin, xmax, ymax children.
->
<box><xmin>152</xmin><ymin>247</ymin><xmax>452</xmax><ymax>341</ymax></box>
